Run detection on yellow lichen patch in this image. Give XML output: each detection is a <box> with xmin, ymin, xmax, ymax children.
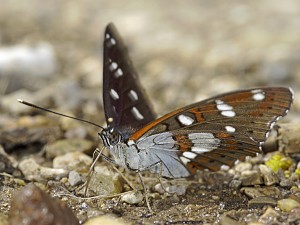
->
<box><xmin>265</xmin><ymin>154</ymin><xmax>293</xmax><ymax>173</ymax></box>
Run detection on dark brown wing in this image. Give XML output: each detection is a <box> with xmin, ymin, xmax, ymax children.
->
<box><xmin>131</xmin><ymin>87</ymin><xmax>293</xmax><ymax>173</ymax></box>
<box><xmin>103</xmin><ymin>23</ymin><xmax>156</xmax><ymax>139</ymax></box>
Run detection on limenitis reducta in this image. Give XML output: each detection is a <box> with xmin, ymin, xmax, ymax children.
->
<box><xmin>99</xmin><ymin>23</ymin><xmax>293</xmax><ymax>178</ymax></box>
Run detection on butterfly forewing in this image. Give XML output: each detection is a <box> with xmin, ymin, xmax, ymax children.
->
<box><xmin>130</xmin><ymin>87</ymin><xmax>293</xmax><ymax>173</ymax></box>
<box><xmin>103</xmin><ymin>23</ymin><xmax>156</xmax><ymax>138</ymax></box>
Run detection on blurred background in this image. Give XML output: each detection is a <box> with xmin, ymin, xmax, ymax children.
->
<box><xmin>0</xmin><ymin>0</ymin><xmax>299</xmax><ymax>123</ymax></box>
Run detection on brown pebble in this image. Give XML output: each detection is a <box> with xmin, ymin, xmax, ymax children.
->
<box><xmin>9</xmin><ymin>183</ymin><xmax>79</xmax><ymax>225</ymax></box>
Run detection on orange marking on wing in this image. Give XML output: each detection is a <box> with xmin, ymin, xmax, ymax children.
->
<box><xmin>175</xmin><ymin>134</ymin><xmax>192</xmax><ymax>151</ymax></box>
<box><xmin>189</xmin><ymin>108</ymin><xmax>205</xmax><ymax>123</ymax></box>
<box><xmin>216</xmin><ymin>132</ymin><xmax>231</xmax><ymax>138</ymax></box>
<box><xmin>130</xmin><ymin>107</ymin><xmax>186</xmax><ymax>141</ymax></box>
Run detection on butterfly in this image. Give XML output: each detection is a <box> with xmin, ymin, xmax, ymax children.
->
<box><xmin>99</xmin><ymin>23</ymin><xmax>294</xmax><ymax>179</ymax></box>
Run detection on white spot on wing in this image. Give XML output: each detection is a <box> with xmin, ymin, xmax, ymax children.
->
<box><xmin>215</xmin><ymin>99</ymin><xmax>236</xmax><ymax>117</ymax></box>
<box><xmin>110</xmin><ymin>38</ymin><xmax>116</xmax><ymax>45</ymax></box>
<box><xmin>114</xmin><ymin>68</ymin><xmax>123</xmax><ymax>78</ymax></box>
<box><xmin>225</xmin><ymin>125</ymin><xmax>236</xmax><ymax>133</ymax></box>
<box><xmin>131</xmin><ymin>107</ymin><xmax>144</xmax><ymax>120</ymax></box>
<box><xmin>105</xmin><ymin>33</ymin><xmax>110</xmax><ymax>39</ymax></box>
<box><xmin>180</xmin><ymin>156</ymin><xmax>191</xmax><ymax>165</ymax></box>
<box><xmin>110</xmin><ymin>89</ymin><xmax>119</xmax><ymax>100</ymax></box>
<box><xmin>183</xmin><ymin>151</ymin><xmax>197</xmax><ymax>159</ymax></box>
<box><xmin>215</xmin><ymin>100</ymin><xmax>233</xmax><ymax>111</ymax></box>
<box><xmin>177</xmin><ymin>114</ymin><xmax>194</xmax><ymax>126</ymax></box>
<box><xmin>109</xmin><ymin>62</ymin><xmax>118</xmax><ymax>71</ymax></box>
<box><xmin>252</xmin><ymin>92</ymin><xmax>265</xmax><ymax>101</ymax></box>
<box><xmin>128</xmin><ymin>90</ymin><xmax>138</xmax><ymax>101</ymax></box>
<box><xmin>191</xmin><ymin>146</ymin><xmax>211</xmax><ymax>153</ymax></box>
<box><xmin>221</xmin><ymin>111</ymin><xmax>236</xmax><ymax>117</ymax></box>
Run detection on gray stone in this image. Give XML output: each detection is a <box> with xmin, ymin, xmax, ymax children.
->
<box><xmin>84</xmin><ymin>166</ymin><xmax>123</xmax><ymax>196</ymax></box>
<box><xmin>53</xmin><ymin>152</ymin><xmax>92</xmax><ymax>172</ymax></box>
<box><xmin>235</xmin><ymin>162</ymin><xmax>252</xmax><ymax>173</ymax></box>
<box><xmin>68</xmin><ymin>170</ymin><xmax>82</xmax><ymax>186</ymax></box>
<box><xmin>259</xmin><ymin>164</ymin><xmax>279</xmax><ymax>186</ymax></box>
<box><xmin>120</xmin><ymin>191</ymin><xmax>144</xmax><ymax>205</ymax></box>
<box><xmin>240</xmin><ymin>170</ymin><xmax>263</xmax><ymax>186</ymax></box>
<box><xmin>248</xmin><ymin>196</ymin><xmax>277</xmax><ymax>208</ymax></box>
<box><xmin>19</xmin><ymin>158</ymin><xmax>68</xmax><ymax>182</ymax></box>
<box><xmin>241</xmin><ymin>187</ymin><xmax>282</xmax><ymax>199</ymax></box>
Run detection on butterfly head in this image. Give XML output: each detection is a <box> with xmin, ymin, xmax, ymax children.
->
<box><xmin>99</xmin><ymin>127</ymin><xmax>122</xmax><ymax>147</ymax></box>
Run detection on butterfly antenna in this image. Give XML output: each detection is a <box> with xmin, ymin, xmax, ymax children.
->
<box><xmin>18</xmin><ymin>99</ymin><xmax>105</xmax><ymax>130</ymax></box>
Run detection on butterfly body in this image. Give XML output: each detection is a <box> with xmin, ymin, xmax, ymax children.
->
<box><xmin>100</xmin><ymin>23</ymin><xmax>293</xmax><ymax>179</ymax></box>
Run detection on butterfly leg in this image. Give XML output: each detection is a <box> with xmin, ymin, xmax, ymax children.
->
<box><xmin>137</xmin><ymin>171</ymin><xmax>154</xmax><ymax>214</ymax></box>
<box><xmin>157</xmin><ymin>161</ymin><xmax>168</xmax><ymax>193</ymax></box>
<box><xmin>84</xmin><ymin>147</ymin><xmax>105</xmax><ymax>196</ymax></box>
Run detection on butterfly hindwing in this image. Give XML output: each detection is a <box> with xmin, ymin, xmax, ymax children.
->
<box><xmin>130</xmin><ymin>87</ymin><xmax>293</xmax><ymax>173</ymax></box>
<box><xmin>103</xmin><ymin>23</ymin><xmax>156</xmax><ymax>138</ymax></box>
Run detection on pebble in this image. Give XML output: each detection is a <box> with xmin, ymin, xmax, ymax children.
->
<box><xmin>240</xmin><ymin>170</ymin><xmax>263</xmax><ymax>186</ymax></box>
<box><xmin>259</xmin><ymin>164</ymin><xmax>279</xmax><ymax>186</ymax></box>
<box><xmin>248</xmin><ymin>196</ymin><xmax>277</xmax><ymax>208</ymax></box>
<box><xmin>241</xmin><ymin>187</ymin><xmax>281</xmax><ymax>199</ymax></box>
<box><xmin>53</xmin><ymin>152</ymin><xmax>92</xmax><ymax>172</ymax></box>
<box><xmin>9</xmin><ymin>184</ymin><xmax>79</xmax><ymax>225</ymax></box>
<box><xmin>120</xmin><ymin>191</ymin><xmax>144</xmax><ymax>205</ymax></box>
<box><xmin>45</xmin><ymin>139</ymin><xmax>94</xmax><ymax>158</ymax></box>
<box><xmin>288</xmin><ymin>207</ymin><xmax>300</xmax><ymax>223</ymax></box>
<box><xmin>83</xmin><ymin>215</ymin><xmax>129</xmax><ymax>225</ymax></box>
<box><xmin>219</xmin><ymin>214</ymin><xmax>245</xmax><ymax>225</ymax></box>
<box><xmin>154</xmin><ymin>183</ymin><xmax>187</xmax><ymax>195</ymax></box>
<box><xmin>258</xmin><ymin>206</ymin><xmax>280</xmax><ymax>224</ymax></box>
<box><xmin>277</xmin><ymin>198</ymin><xmax>300</xmax><ymax>212</ymax></box>
<box><xmin>18</xmin><ymin>158</ymin><xmax>68</xmax><ymax>182</ymax></box>
<box><xmin>85</xmin><ymin>166</ymin><xmax>123</xmax><ymax>196</ymax></box>
<box><xmin>229</xmin><ymin>179</ymin><xmax>242</xmax><ymax>189</ymax></box>
<box><xmin>68</xmin><ymin>170</ymin><xmax>82</xmax><ymax>186</ymax></box>
<box><xmin>279</xmin><ymin>178</ymin><xmax>294</xmax><ymax>188</ymax></box>
<box><xmin>235</xmin><ymin>162</ymin><xmax>252</xmax><ymax>173</ymax></box>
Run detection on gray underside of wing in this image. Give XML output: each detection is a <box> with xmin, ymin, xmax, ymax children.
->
<box><xmin>132</xmin><ymin>132</ymin><xmax>190</xmax><ymax>178</ymax></box>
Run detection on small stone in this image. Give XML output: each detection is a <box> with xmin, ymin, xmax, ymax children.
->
<box><xmin>83</xmin><ymin>215</ymin><xmax>129</xmax><ymax>225</ymax></box>
<box><xmin>19</xmin><ymin>158</ymin><xmax>68</xmax><ymax>182</ymax></box>
<box><xmin>68</xmin><ymin>170</ymin><xmax>82</xmax><ymax>186</ymax></box>
<box><xmin>258</xmin><ymin>206</ymin><xmax>280</xmax><ymax>224</ymax></box>
<box><xmin>45</xmin><ymin>139</ymin><xmax>94</xmax><ymax>158</ymax></box>
<box><xmin>288</xmin><ymin>207</ymin><xmax>300</xmax><ymax>223</ymax></box>
<box><xmin>166</xmin><ymin>184</ymin><xmax>187</xmax><ymax>195</ymax></box>
<box><xmin>240</xmin><ymin>170</ymin><xmax>263</xmax><ymax>186</ymax></box>
<box><xmin>120</xmin><ymin>191</ymin><xmax>144</xmax><ymax>205</ymax></box>
<box><xmin>241</xmin><ymin>187</ymin><xmax>281</xmax><ymax>199</ymax></box>
<box><xmin>277</xmin><ymin>198</ymin><xmax>300</xmax><ymax>212</ymax></box>
<box><xmin>154</xmin><ymin>183</ymin><xmax>187</xmax><ymax>195</ymax></box>
<box><xmin>248</xmin><ymin>196</ymin><xmax>277</xmax><ymax>208</ymax></box>
<box><xmin>84</xmin><ymin>166</ymin><xmax>123</xmax><ymax>196</ymax></box>
<box><xmin>9</xmin><ymin>184</ymin><xmax>79</xmax><ymax>225</ymax></box>
<box><xmin>219</xmin><ymin>214</ymin><xmax>244</xmax><ymax>225</ymax></box>
<box><xmin>53</xmin><ymin>152</ymin><xmax>92</xmax><ymax>173</ymax></box>
<box><xmin>279</xmin><ymin>178</ymin><xmax>294</xmax><ymax>188</ymax></box>
<box><xmin>235</xmin><ymin>162</ymin><xmax>252</xmax><ymax>172</ymax></box>
<box><xmin>229</xmin><ymin>179</ymin><xmax>242</xmax><ymax>189</ymax></box>
<box><xmin>259</xmin><ymin>164</ymin><xmax>279</xmax><ymax>186</ymax></box>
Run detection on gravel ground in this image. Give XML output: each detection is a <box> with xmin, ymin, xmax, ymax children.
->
<box><xmin>1</xmin><ymin>0</ymin><xmax>300</xmax><ymax>224</ymax></box>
